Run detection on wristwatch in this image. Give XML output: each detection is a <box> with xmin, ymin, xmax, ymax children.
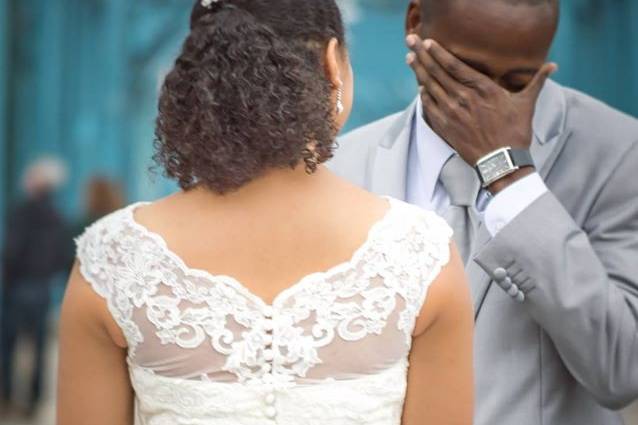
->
<box><xmin>474</xmin><ymin>147</ymin><xmax>535</xmax><ymax>188</ymax></box>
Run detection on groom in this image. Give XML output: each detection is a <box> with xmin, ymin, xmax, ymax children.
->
<box><xmin>330</xmin><ymin>0</ymin><xmax>638</xmax><ymax>424</ymax></box>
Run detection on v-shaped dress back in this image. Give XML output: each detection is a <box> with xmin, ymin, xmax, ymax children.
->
<box><xmin>76</xmin><ymin>197</ymin><xmax>453</xmax><ymax>425</ymax></box>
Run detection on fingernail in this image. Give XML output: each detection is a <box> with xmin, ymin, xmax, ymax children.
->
<box><xmin>406</xmin><ymin>52</ymin><xmax>416</xmax><ymax>64</ymax></box>
<box><xmin>424</xmin><ymin>39</ymin><xmax>433</xmax><ymax>50</ymax></box>
<box><xmin>406</xmin><ymin>35</ymin><xmax>417</xmax><ymax>47</ymax></box>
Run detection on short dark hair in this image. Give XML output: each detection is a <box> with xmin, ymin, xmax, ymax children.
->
<box><xmin>154</xmin><ymin>0</ymin><xmax>345</xmax><ymax>194</ymax></box>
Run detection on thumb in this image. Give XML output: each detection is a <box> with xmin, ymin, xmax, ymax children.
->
<box><xmin>523</xmin><ymin>62</ymin><xmax>558</xmax><ymax>100</ymax></box>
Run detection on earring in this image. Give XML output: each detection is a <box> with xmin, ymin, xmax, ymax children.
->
<box><xmin>336</xmin><ymin>86</ymin><xmax>344</xmax><ymax>115</ymax></box>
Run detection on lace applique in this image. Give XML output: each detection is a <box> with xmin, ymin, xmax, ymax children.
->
<box><xmin>76</xmin><ymin>198</ymin><xmax>452</xmax><ymax>385</ymax></box>
<box><xmin>76</xmin><ymin>209</ymin><xmax>145</xmax><ymax>356</ymax></box>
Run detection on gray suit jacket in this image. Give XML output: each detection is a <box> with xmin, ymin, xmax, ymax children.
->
<box><xmin>330</xmin><ymin>80</ymin><xmax>638</xmax><ymax>425</ymax></box>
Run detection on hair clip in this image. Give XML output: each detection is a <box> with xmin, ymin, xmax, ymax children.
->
<box><xmin>201</xmin><ymin>0</ymin><xmax>221</xmax><ymax>8</ymax></box>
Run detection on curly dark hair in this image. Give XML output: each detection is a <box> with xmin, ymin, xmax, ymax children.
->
<box><xmin>154</xmin><ymin>0</ymin><xmax>346</xmax><ymax>193</ymax></box>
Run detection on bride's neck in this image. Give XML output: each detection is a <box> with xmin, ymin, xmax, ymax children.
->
<box><xmin>186</xmin><ymin>165</ymin><xmax>332</xmax><ymax>206</ymax></box>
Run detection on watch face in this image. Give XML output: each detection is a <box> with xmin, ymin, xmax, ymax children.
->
<box><xmin>477</xmin><ymin>151</ymin><xmax>513</xmax><ymax>183</ymax></box>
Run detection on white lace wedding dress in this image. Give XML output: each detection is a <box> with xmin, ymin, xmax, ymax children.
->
<box><xmin>76</xmin><ymin>197</ymin><xmax>452</xmax><ymax>425</ymax></box>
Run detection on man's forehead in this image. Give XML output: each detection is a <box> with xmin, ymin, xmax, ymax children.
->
<box><xmin>422</xmin><ymin>0</ymin><xmax>558</xmax><ymax>53</ymax></box>
<box><xmin>421</xmin><ymin>0</ymin><xmax>558</xmax><ymax>21</ymax></box>
<box><xmin>419</xmin><ymin>0</ymin><xmax>557</xmax><ymax>78</ymax></box>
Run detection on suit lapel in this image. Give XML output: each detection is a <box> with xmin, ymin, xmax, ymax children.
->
<box><xmin>369</xmin><ymin>100</ymin><xmax>418</xmax><ymax>201</ymax></box>
<box><xmin>530</xmin><ymin>80</ymin><xmax>573</xmax><ymax>179</ymax></box>
<box><xmin>468</xmin><ymin>224</ymin><xmax>494</xmax><ymax>319</ymax></box>
<box><xmin>471</xmin><ymin>79</ymin><xmax>572</xmax><ymax>318</ymax></box>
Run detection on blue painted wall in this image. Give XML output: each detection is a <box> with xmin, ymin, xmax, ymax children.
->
<box><xmin>0</xmin><ymin>0</ymin><xmax>8</xmax><ymax>237</ymax></box>
<box><xmin>550</xmin><ymin>0</ymin><xmax>638</xmax><ymax>119</ymax></box>
<box><xmin>0</xmin><ymin>0</ymin><xmax>189</xmax><ymax>233</ymax></box>
<box><xmin>0</xmin><ymin>0</ymin><xmax>636</xmax><ymax>237</ymax></box>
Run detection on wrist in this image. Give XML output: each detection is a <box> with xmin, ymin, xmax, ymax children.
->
<box><xmin>488</xmin><ymin>166</ymin><xmax>535</xmax><ymax>195</ymax></box>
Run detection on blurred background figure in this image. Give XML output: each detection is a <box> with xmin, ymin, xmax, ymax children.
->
<box><xmin>1</xmin><ymin>157</ymin><xmax>71</xmax><ymax>419</ymax></box>
<box><xmin>73</xmin><ymin>176</ymin><xmax>125</xmax><ymax>237</ymax></box>
<box><xmin>0</xmin><ymin>0</ymin><xmax>636</xmax><ymax>424</ymax></box>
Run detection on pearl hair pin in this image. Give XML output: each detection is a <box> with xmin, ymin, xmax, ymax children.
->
<box><xmin>201</xmin><ymin>0</ymin><xmax>220</xmax><ymax>8</ymax></box>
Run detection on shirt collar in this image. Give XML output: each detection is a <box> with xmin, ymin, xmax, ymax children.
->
<box><xmin>413</xmin><ymin>98</ymin><xmax>456</xmax><ymax>203</ymax></box>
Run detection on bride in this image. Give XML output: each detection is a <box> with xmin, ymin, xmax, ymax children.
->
<box><xmin>56</xmin><ymin>0</ymin><xmax>473</xmax><ymax>424</ymax></box>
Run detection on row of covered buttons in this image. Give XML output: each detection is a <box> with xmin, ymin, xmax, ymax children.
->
<box><xmin>263</xmin><ymin>306</ymin><xmax>275</xmax><ymax>348</ymax></box>
<box><xmin>264</xmin><ymin>391</ymin><xmax>277</xmax><ymax>419</ymax></box>
<box><xmin>493</xmin><ymin>267</ymin><xmax>525</xmax><ymax>303</ymax></box>
<box><xmin>263</xmin><ymin>306</ymin><xmax>277</xmax><ymax>420</ymax></box>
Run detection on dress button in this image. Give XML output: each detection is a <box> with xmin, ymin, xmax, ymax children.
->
<box><xmin>265</xmin><ymin>393</ymin><xmax>276</xmax><ymax>405</ymax></box>
<box><xmin>263</xmin><ymin>349</ymin><xmax>274</xmax><ymax>361</ymax></box>
<box><xmin>262</xmin><ymin>373</ymin><xmax>275</xmax><ymax>384</ymax></box>
<box><xmin>264</xmin><ymin>406</ymin><xmax>277</xmax><ymax>419</ymax></box>
<box><xmin>263</xmin><ymin>363</ymin><xmax>272</xmax><ymax>373</ymax></box>
<box><xmin>263</xmin><ymin>306</ymin><xmax>274</xmax><ymax>318</ymax></box>
<box><xmin>263</xmin><ymin>319</ymin><xmax>274</xmax><ymax>331</ymax></box>
<box><xmin>507</xmin><ymin>284</ymin><xmax>520</xmax><ymax>297</ymax></box>
<box><xmin>493</xmin><ymin>268</ymin><xmax>508</xmax><ymax>282</ymax></box>
<box><xmin>263</xmin><ymin>334</ymin><xmax>273</xmax><ymax>345</ymax></box>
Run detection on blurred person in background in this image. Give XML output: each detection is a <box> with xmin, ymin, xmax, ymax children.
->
<box><xmin>73</xmin><ymin>176</ymin><xmax>125</xmax><ymax>237</ymax></box>
<box><xmin>1</xmin><ymin>156</ymin><xmax>72</xmax><ymax>418</ymax></box>
<box><xmin>331</xmin><ymin>0</ymin><xmax>638</xmax><ymax>424</ymax></box>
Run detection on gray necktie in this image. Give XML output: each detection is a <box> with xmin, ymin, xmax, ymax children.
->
<box><xmin>439</xmin><ymin>155</ymin><xmax>481</xmax><ymax>264</ymax></box>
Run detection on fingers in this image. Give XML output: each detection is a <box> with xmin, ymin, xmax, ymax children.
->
<box><xmin>406</xmin><ymin>36</ymin><xmax>476</xmax><ymax>119</ymax></box>
<box><xmin>523</xmin><ymin>62</ymin><xmax>558</xmax><ymax>100</ymax></box>
<box><xmin>421</xmin><ymin>76</ymin><xmax>450</xmax><ymax>108</ymax></box>
<box><xmin>420</xmin><ymin>87</ymin><xmax>448</xmax><ymax>130</ymax></box>
<box><xmin>406</xmin><ymin>51</ymin><xmax>430</xmax><ymax>90</ymax></box>
<box><xmin>407</xmin><ymin>52</ymin><xmax>463</xmax><ymax>119</ymax></box>
<box><xmin>419</xmin><ymin>38</ymin><xmax>490</xmax><ymax>92</ymax></box>
<box><xmin>406</xmin><ymin>53</ymin><xmax>452</xmax><ymax>105</ymax></box>
<box><xmin>406</xmin><ymin>42</ymin><xmax>465</xmax><ymax>99</ymax></box>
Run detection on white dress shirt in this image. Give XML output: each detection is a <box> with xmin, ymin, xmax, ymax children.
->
<box><xmin>406</xmin><ymin>99</ymin><xmax>547</xmax><ymax>237</ymax></box>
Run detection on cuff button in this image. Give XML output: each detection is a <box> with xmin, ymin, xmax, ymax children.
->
<box><xmin>493</xmin><ymin>268</ymin><xmax>508</xmax><ymax>282</ymax></box>
<box><xmin>499</xmin><ymin>277</ymin><xmax>513</xmax><ymax>290</ymax></box>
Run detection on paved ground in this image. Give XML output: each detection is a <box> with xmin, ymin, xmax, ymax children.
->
<box><xmin>2</xmin><ymin>328</ymin><xmax>638</xmax><ymax>425</ymax></box>
<box><xmin>2</xmin><ymin>332</ymin><xmax>57</xmax><ymax>425</ymax></box>
<box><xmin>626</xmin><ymin>404</ymin><xmax>638</xmax><ymax>425</ymax></box>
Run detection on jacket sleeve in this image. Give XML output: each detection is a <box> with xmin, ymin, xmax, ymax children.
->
<box><xmin>474</xmin><ymin>142</ymin><xmax>638</xmax><ymax>410</ymax></box>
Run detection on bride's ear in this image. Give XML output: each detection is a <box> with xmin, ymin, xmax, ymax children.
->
<box><xmin>324</xmin><ymin>38</ymin><xmax>343</xmax><ymax>89</ymax></box>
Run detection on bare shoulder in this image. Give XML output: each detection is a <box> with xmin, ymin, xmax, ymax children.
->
<box><xmin>128</xmin><ymin>191</ymin><xmax>186</xmax><ymax>229</ymax></box>
<box><xmin>63</xmin><ymin>262</ymin><xmax>128</xmax><ymax>348</ymax></box>
<box><xmin>403</xmin><ymin>243</ymin><xmax>474</xmax><ymax>425</ymax></box>
<box><xmin>325</xmin><ymin>171</ymin><xmax>390</xmax><ymax>220</ymax></box>
<box><xmin>415</xmin><ymin>242</ymin><xmax>472</xmax><ymax>336</ymax></box>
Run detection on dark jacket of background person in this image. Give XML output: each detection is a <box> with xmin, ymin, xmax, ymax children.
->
<box><xmin>2</xmin><ymin>193</ymin><xmax>73</xmax><ymax>288</ymax></box>
<box><xmin>1</xmin><ymin>192</ymin><xmax>73</xmax><ymax>413</ymax></box>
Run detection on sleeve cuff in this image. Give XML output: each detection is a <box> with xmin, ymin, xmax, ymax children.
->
<box><xmin>484</xmin><ymin>172</ymin><xmax>548</xmax><ymax>236</ymax></box>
